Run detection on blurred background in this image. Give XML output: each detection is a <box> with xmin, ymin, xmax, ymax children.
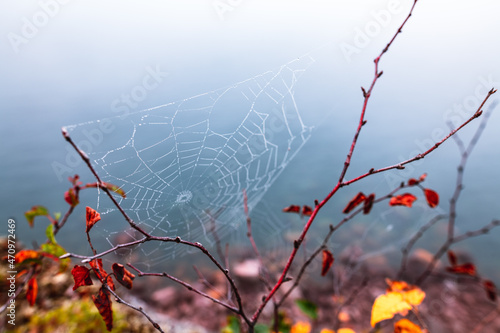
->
<box><xmin>1</xmin><ymin>0</ymin><xmax>499</xmax><ymax>281</ymax></box>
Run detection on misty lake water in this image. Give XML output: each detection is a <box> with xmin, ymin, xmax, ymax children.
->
<box><xmin>2</xmin><ymin>1</ymin><xmax>500</xmax><ymax>286</ymax></box>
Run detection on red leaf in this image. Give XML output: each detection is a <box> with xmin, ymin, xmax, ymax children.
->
<box><xmin>68</xmin><ymin>174</ymin><xmax>82</xmax><ymax>186</ymax></box>
<box><xmin>408</xmin><ymin>178</ymin><xmax>419</xmax><ymax>186</ymax></box>
<box><xmin>424</xmin><ymin>188</ymin><xmax>439</xmax><ymax>208</ymax></box>
<box><xmin>64</xmin><ymin>188</ymin><xmax>80</xmax><ymax>207</ymax></box>
<box><xmin>484</xmin><ymin>280</ymin><xmax>497</xmax><ymax>302</ymax></box>
<box><xmin>343</xmin><ymin>192</ymin><xmax>366</xmax><ymax>214</ymax></box>
<box><xmin>92</xmin><ymin>286</ymin><xmax>113</xmax><ymax>331</ymax></box>
<box><xmin>321</xmin><ymin>249</ymin><xmax>334</xmax><ymax>276</ymax></box>
<box><xmin>446</xmin><ymin>263</ymin><xmax>476</xmax><ymax>276</ymax></box>
<box><xmin>302</xmin><ymin>205</ymin><xmax>313</xmax><ymax>217</ymax></box>
<box><xmin>15</xmin><ymin>249</ymin><xmax>40</xmax><ymax>265</ymax></box>
<box><xmin>112</xmin><ymin>263</ymin><xmax>135</xmax><ymax>289</ymax></box>
<box><xmin>283</xmin><ymin>205</ymin><xmax>301</xmax><ymax>214</ymax></box>
<box><xmin>27</xmin><ymin>277</ymin><xmax>38</xmax><ymax>306</ymax></box>
<box><xmin>90</xmin><ymin>259</ymin><xmax>115</xmax><ymax>291</ymax></box>
<box><xmin>363</xmin><ymin>193</ymin><xmax>375</xmax><ymax>214</ymax></box>
<box><xmin>389</xmin><ymin>193</ymin><xmax>417</xmax><ymax>207</ymax></box>
<box><xmin>447</xmin><ymin>250</ymin><xmax>457</xmax><ymax>267</ymax></box>
<box><xmin>71</xmin><ymin>265</ymin><xmax>93</xmax><ymax>290</ymax></box>
<box><xmin>86</xmin><ymin>206</ymin><xmax>101</xmax><ymax>233</ymax></box>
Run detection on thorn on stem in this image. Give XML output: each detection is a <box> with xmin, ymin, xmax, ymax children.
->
<box><xmin>362</xmin><ymin>120</ymin><xmax>367</xmax><ymax>126</ymax></box>
<box><xmin>293</xmin><ymin>240</ymin><xmax>300</xmax><ymax>249</ymax></box>
<box><xmin>361</xmin><ymin>87</ymin><xmax>367</xmax><ymax>98</ymax></box>
<box><xmin>314</xmin><ymin>199</ymin><xmax>319</xmax><ymax>206</ymax></box>
<box><xmin>396</xmin><ymin>164</ymin><xmax>405</xmax><ymax>170</ymax></box>
<box><xmin>377</xmin><ymin>71</ymin><xmax>383</xmax><ymax>78</ymax></box>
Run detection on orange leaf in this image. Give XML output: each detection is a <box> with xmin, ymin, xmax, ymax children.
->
<box><xmin>92</xmin><ymin>286</ymin><xmax>113</xmax><ymax>331</ymax></box>
<box><xmin>90</xmin><ymin>259</ymin><xmax>115</xmax><ymax>291</ymax></box>
<box><xmin>447</xmin><ymin>250</ymin><xmax>457</xmax><ymax>266</ymax></box>
<box><xmin>394</xmin><ymin>318</ymin><xmax>423</xmax><ymax>333</ymax></box>
<box><xmin>389</xmin><ymin>193</ymin><xmax>417</xmax><ymax>207</ymax></box>
<box><xmin>419</xmin><ymin>173</ymin><xmax>427</xmax><ymax>182</ymax></box>
<box><xmin>26</xmin><ymin>277</ymin><xmax>38</xmax><ymax>306</ymax></box>
<box><xmin>424</xmin><ymin>188</ymin><xmax>439</xmax><ymax>208</ymax></box>
<box><xmin>112</xmin><ymin>263</ymin><xmax>135</xmax><ymax>289</ymax></box>
<box><xmin>86</xmin><ymin>206</ymin><xmax>101</xmax><ymax>233</ymax></box>
<box><xmin>302</xmin><ymin>205</ymin><xmax>313</xmax><ymax>217</ymax></box>
<box><xmin>363</xmin><ymin>193</ymin><xmax>375</xmax><ymax>214</ymax></box>
<box><xmin>321</xmin><ymin>250</ymin><xmax>334</xmax><ymax>276</ymax></box>
<box><xmin>283</xmin><ymin>205</ymin><xmax>301</xmax><ymax>214</ymax></box>
<box><xmin>446</xmin><ymin>262</ymin><xmax>476</xmax><ymax>276</ymax></box>
<box><xmin>71</xmin><ymin>265</ymin><xmax>93</xmax><ymax>290</ymax></box>
<box><xmin>484</xmin><ymin>280</ymin><xmax>497</xmax><ymax>302</ymax></box>
<box><xmin>15</xmin><ymin>249</ymin><xmax>40</xmax><ymax>265</ymax></box>
<box><xmin>343</xmin><ymin>192</ymin><xmax>366</xmax><ymax>214</ymax></box>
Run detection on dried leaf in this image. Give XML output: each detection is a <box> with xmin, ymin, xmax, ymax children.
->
<box><xmin>394</xmin><ymin>318</ymin><xmax>423</xmax><ymax>333</ymax></box>
<box><xmin>24</xmin><ymin>205</ymin><xmax>49</xmax><ymax>227</ymax></box>
<box><xmin>26</xmin><ymin>277</ymin><xmax>38</xmax><ymax>306</ymax></box>
<box><xmin>302</xmin><ymin>205</ymin><xmax>313</xmax><ymax>216</ymax></box>
<box><xmin>86</xmin><ymin>206</ymin><xmax>101</xmax><ymax>233</ymax></box>
<box><xmin>112</xmin><ymin>263</ymin><xmax>135</xmax><ymax>289</ymax></box>
<box><xmin>15</xmin><ymin>249</ymin><xmax>40</xmax><ymax>265</ymax></box>
<box><xmin>446</xmin><ymin>263</ymin><xmax>476</xmax><ymax>276</ymax></box>
<box><xmin>90</xmin><ymin>259</ymin><xmax>115</xmax><ymax>291</ymax></box>
<box><xmin>484</xmin><ymin>280</ymin><xmax>497</xmax><ymax>302</ymax></box>
<box><xmin>343</xmin><ymin>192</ymin><xmax>366</xmax><ymax>214</ymax></box>
<box><xmin>92</xmin><ymin>286</ymin><xmax>113</xmax><ymax>331</ymax></box>
<box><xmin>424</xmin><ymin>188</ymin><xmax>439</xmax><ymax>208</ymax></box>
<box><xmin>321</xmin><ymin>249</ymin><xmax>334</xmax><ymax>276</ymax></box>
<box><xmin>447</xmin><ymin>250</ymin><xmax>457</xmax><ymax>267</ymax></box>
<box><xmin>283</xmin><ymin>205</ymin><xmax>301</xmax><ymax>214</ymax></box>
<box><xmin>71</xmin><ymin>265</ymin><xmax>93</xmax><ymax>290</ymax></box>
<box><xmin>389</xmin><ymin>193</ymin><xmax>417</xmax><ymax>207</ymax></box>
<box><xmin>363</xmin><ymin>193</ymin><xmax>375</xmax><ymax>214</ymax></box>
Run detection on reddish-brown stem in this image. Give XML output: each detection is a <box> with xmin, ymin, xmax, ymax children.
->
<box><xmin>62</xmin><ymin>128</ymin><xmax>150</xmax><ymax>238</ymax></box>
<box><xmin>343</xmin><ymin>88</ymin><xmax>496</xmax><ymax>186</ymax></box>
<box><xmin>252</xmin><ymin>3</ymin><xmax>420</xmax><ymax>322</ymax></box>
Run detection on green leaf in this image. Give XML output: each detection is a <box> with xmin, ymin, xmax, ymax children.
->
<box><xmin>254</xmin><ymin>324</ymin><xmax>270</xmax><ymax>333</ymax></box>
<box><xmin>41</xmin><ymin>242</ymin><xmax>70</xmax><ymax>272</ymax></box>
<box><xmin>295</xmin><ymin>299</ymin><xmax>318</xmax><ymax>320</ymax></box>
<box><xmin>54</xmin><ymin>212</ymin><xmax>62</xmax><ymax>221</ymax></box>
<box><xmin>25</xmin><ymin>206</ymin><xmax>49</xmax><ymax>227</ymax></box>
<box><xmin>221</xmin><ymin>316</ymin><xmax>240</xmax><ymax>333</ymax></box>
<box><xmin>46</xmin><ymin>224</ymin><xmax>57</xmax><ymax>244</ymax></box>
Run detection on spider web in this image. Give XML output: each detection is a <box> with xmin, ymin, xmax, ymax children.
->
<box><xmin>65</xmin><ymin>54</ymin><xmax>316</xmax><ymax>268</ymax></box>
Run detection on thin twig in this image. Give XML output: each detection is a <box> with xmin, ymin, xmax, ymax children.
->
<box><xmin>103</xmin><ymin>283</ymin><xmax>165</xmax><ymax>333</ymax></box>
<box><xmin>397</xmin><ymin>214</ymin><xmax>446</xmax><ymax>280</ymax></box>
<box><xmin>128</xmin><ymin>264</ymin><xmax>239</xmax><ymax>313</ymax></box>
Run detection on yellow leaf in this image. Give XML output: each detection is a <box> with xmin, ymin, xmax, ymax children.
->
<box><xmin>371</xmin><ymin>292</ymin><xmax>412</xmax><ymax>327</ymax></box>
<box><xmin>320</xmin><ymin>329</ymin><xmax>335</xmax><ymax>333</ymax></box>
<box><xmin>371</xmin><ymin>280</ymin><xmax>426</xmax><ymax>327</ymax></box>
<box><xmin>291</xmin><ymin>321</ymin><xmax>311</xmax><ymax>333</ymax></box>
<box><xmin>338</xmin><ymin>329</ymin><xmax>356</xmax><ymax>333</ymax></box>
<box><xmin>394</xmin><ymin>318</ymin><xmax>423</xmax><ymax>333</ymax></box>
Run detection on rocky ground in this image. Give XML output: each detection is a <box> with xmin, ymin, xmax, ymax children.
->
<box><xmin>2</xmin><ymin>239</ymin><xmax>500</xmax><ymax>333</ymax></box>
